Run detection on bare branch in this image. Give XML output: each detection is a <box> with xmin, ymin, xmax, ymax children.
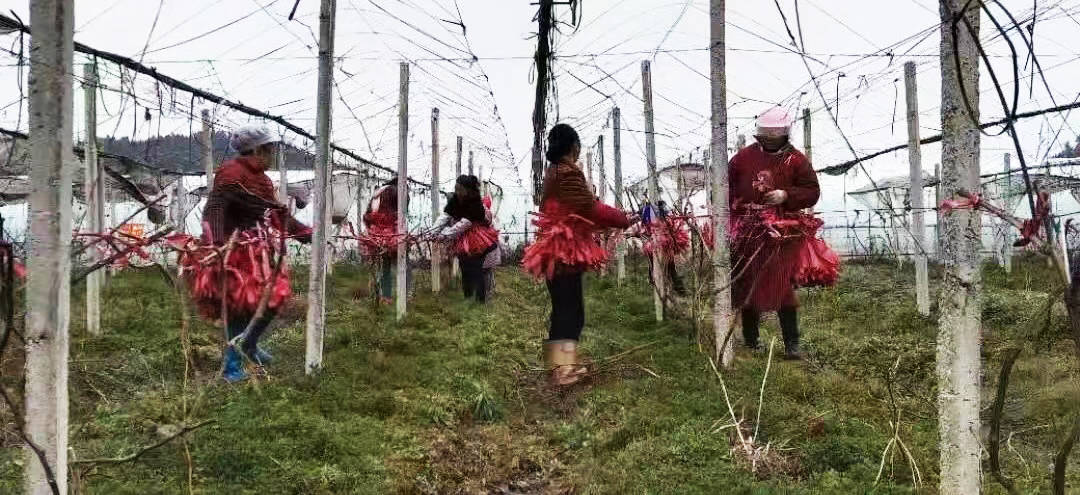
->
<box><xmin>70</xmin><ymin>420</ymin><xmax>216</xmax><ymax>466</ymax></box>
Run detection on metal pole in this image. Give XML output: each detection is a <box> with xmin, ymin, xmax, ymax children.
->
<box><xmin>904</xmin><ymin>61</ymin><xmax>929</xmax><ymax>316</ymax></box>
<box><xmin>641</xmin><ymin>60</ymin><xmax>664</xmax><ymax>322</ymax></box>
<box><xmin>305</xmin><ymin>0</ymin><xmax>336</xmax><ymax>374</ymax></box>
<box><xmin>396</xmin><ymin>62</ymin><xmax>410</xmax><ymax>321</ymax></box>
<box><xmin>24</xmin><ymin>0</ymin><xmax>74</xmax><ymax>491</ymax></box>
<box><xmin>613</xmin><ymin>108</ymin><xmax>625</xmax><ymax>284</ymax></box>
<box><xmin>710</xmin><ymin>0</ymin><xmax>735</xmax><ymax>366</ymax></box>
<box><xmin>83</xmin><ymin>62</ymin><xmax>103</xmax><ymax>336</ymax></box>
<box><xmin>431</xmin><ymin>108</ymin><xmax>441</xmax><ymax>293</ymax></box>
<box><xmin>468</xmin><ymin>149</ymin><xmax>474</xmax><ymax>176</ymax></box>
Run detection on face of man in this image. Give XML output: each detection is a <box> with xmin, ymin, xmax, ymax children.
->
<box><xmin>755</xmin><ymin>134</ymin><xmax>789</xmax><ymax>153</ymax></box>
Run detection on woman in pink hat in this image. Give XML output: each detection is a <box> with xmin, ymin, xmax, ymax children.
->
<box><xmin>729</xmin><ymin>107</ymin><xmax>822</xmax><ymax>360</ymax></box>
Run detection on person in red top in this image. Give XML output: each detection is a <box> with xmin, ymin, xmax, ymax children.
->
<box><xmin>201</xmin><ymin>125</ymin><xmax>312</xmax><ymax>382</ymax></box>
<box><xmin>729</xmin><ymin>107</ymin><xmax>820</xmax><ymax>360</ymax></box>
<box><xmin>363</xmin><ymin>178</ymin><xmax>411</xmax><ymax>304</ymax></box>
<box><xmin>523</xmin><ymin>123</ymin><xmax>633</xmax><ymax>386</ymax></box>
<box><xmin>435</xmin><ymin>175</ymin><xmax>499</xmax><ymax>303</ymax></box>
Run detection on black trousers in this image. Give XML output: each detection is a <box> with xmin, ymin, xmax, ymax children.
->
<box><xmin>458</xmin><ymin>253</ymin><xmax>488</xmax><ymax>302</ymax></box>
<box><xmin>227</xmin><ymin>309</ymin><xmax>277</xmax><ymax>353</ymax></box>
<box><xmin>741</xmin><ymin>307</ymin><xmax>799</xmax><ymax>348</ymax></box>
<box><xmin>546</xmin><ymin>271</ymin><xmax>585</xmax><ymax>341</ymax></box>
<box><xmin>666</xmin><ymin>260</ymin><xmax>686</xmax><ymax>295</ymax></box>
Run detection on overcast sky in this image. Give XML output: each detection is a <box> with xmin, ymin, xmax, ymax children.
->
<box><xmin>2</xmin><ymin>0</ymin><xmax>1079</xmax><ymax>227</ymax></box>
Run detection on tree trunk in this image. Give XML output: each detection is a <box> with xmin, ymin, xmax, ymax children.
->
<box><xmin>937</xmin><ymin>2</ymin><xmax>983</xmax><ymax>493</ymax></box>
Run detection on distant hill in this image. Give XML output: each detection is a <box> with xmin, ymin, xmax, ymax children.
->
<box><xmin>1051</xmin><ymin>138</ymin><xmax>1079</xmax><ymax>159</ymax></box>
<box><xmin>101</xmin><ymin>132</ymin><xmax>319</xmax><ymax>174</ymax></box>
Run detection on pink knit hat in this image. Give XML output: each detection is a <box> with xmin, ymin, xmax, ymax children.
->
<box><xmin>755</xmin><ymin>107</ymin><xmax>792</xmax><ymax>138</ymax></box>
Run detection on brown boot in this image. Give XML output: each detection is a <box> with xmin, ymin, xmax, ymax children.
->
<box><xmin>543</xmin><ymin>339</ymin><xmax>586</xmax><ymax>386</ymax></box>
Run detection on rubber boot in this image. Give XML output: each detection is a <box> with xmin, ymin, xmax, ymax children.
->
<box><xmin>778</xmin><ymin>307</ymin><xmax>802</xmax><ymax>360</ymax></box>
<box><xmin>543</xmin><ymin>339</ymin><xmax>586</xmax><ymax>386</ymax></box>
<box><xmin>741</xmin><ymin>308</ymin><xmax>762</xmax><ymax>350</ymax></box>
<box><xmin>222</xmin><ymin>347</ymin><xmax>249</xmax><ymax>383</ymax></box>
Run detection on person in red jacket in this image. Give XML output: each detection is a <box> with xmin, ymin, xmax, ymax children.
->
<box><xmin>201</xmin><ymin>125</ymin><xmax>312</xmax><ymax>382</ymax></box>
<box><xmin>729</xmin><ymin>107</ymin><xmax>820</xmax><ymax>360</ymax></box>
<box><xmin>363</xmin><ymin>178</ymin><xmax>411</xmax><ymax>304</ymax></box>
<box><xmin>523</xmin><ymin>123</ymin><xmax>633</xmax><ymax>386</ymax></box>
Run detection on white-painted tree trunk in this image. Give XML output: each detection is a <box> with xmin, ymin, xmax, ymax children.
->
<box><xmin>24</xmin><ymin>1</ymin><xmax>74</xmax><ymax>492</ymax></box>
<box><xmin>710</xmin><ymin>0</ymin><xmax>735</xmax><ymax>366</ymax></box>
<box><xmin>641</xmin><ymin>60</ymin><xmax>664</xmax><ymax>322</ymax></box>
<box><xmin>431</xmin><ymin>108</ymin><xmax>441</xmax><ymax>293</ymax></box>
<box><xmin>306</xmin><ymin>0</ymin><xmax>336</xmax><ymax>374</ymax></box>
<box><xmin>83</xmin><ymin>62</ymin><xmax>103</xmax><ymax>336</ymax></box>
<box><xmin>938</xmin><ymin>2</ymin><xmax>983</xmax><ymax>492</ymax></box>
<box><xmin>904</xmin><ymin>62</ymin><xmax>930</xmax><ymax>317</ymax></box>
<box><xmin>396</xmin><ymin>62</ymin><xmax>410</xmax><ymax>321</ymax></box>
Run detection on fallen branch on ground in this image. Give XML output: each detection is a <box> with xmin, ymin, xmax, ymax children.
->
<box><xmin>70</xmin><ymin>420</ymin><xmax>216</xmax><ymax>467</ymax></box>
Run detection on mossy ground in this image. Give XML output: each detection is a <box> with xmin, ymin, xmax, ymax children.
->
<box><xmin>1</xmin><ymin>255</ymin><xmax>1078</xmax><ymax>494</ymax></box>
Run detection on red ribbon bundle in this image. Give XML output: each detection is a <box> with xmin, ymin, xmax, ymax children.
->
<box><xmin>1016</xmin><ymin>191</ymin><xmax>1050</xmax><ymax>247</ymax></box>
<box><xmin>732</xmin><ymin>207</ymin><xmax>840</xmax><ymax>288</ymax></box>
<box><xmin>523</xmin><ymin>212</ymin><xmax>610</xmax><ymax>279</ymax></box>
<box><xmin>641</xmin><ymin>217</ymin><xmax>690</xmax><ymax>259</ymax></box>
<box><xmin>169</xmin><ymin>221</ymin><xmax>291</xmax><ymax>320</ymax></box>
<box><xmin>453</xmin><ymin>225</ymin><xmax>499</xmax><ymax>256</ymax></box>
<box><xmin>76</xmin><ymin>230</ymin><xmax>155</xmax><ymax>269</ymax></box>
<box><xmin>794</xmin><ymin>236</ymin><xmax>841</xmax><ymax>287</ymax></box>
<box><xmin>939</xmin><ymin>191</ymin><xmax>1051</xmax><ymax>248</ymax></box>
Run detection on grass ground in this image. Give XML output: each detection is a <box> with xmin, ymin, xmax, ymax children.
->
<box><xmin>1</xmin><ymin>255</ymin><xmax>1078</xmax><ymax>494</ymax></box>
